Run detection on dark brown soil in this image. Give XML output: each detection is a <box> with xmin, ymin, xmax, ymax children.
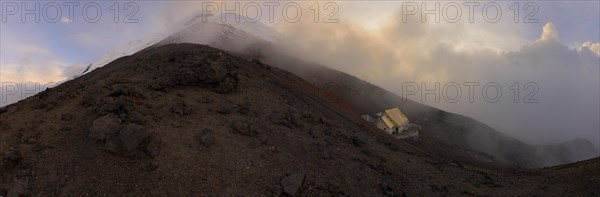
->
<box><xmin>0</xmin><ymin>44</ymin><xmax>598</xmax><ymax>196</ymax></box>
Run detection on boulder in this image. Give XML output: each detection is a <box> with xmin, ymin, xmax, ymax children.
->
<box><xmin>196</xmin><ymin>129</ymin><xmax>214</xmax><ymax>147</ymax></box>
<box><xmin>380</xmin><ymin>175</ymin><xmax>395</xmax><ymax>195</ymax></box>
<box><xmin>60</xmin><ymin>113</ymin><xmax>73</xmax><ymax>121</ymax></box>
<box><xmin>237</xmin><ymin>105</ymin><xmax>250</xmax><ymax>115</ymax></box>
<box><xmin>6</xmin><ymin>178</ymin><xmax>28</xmax><ymax>197</ymax></box>
<box><xmin>96</xmin><ymin>97</ymin><xmax>131</xmax><ymax>116</ymax></box>
<box><xmin>270</xmin><ymin>184</ymin><xmax>283</xmax><ymax>196</ymax></box>
<box><xmin>170</xmin><ymin>99</ymin><xmax>191</xmax><ymax>115</ymax></box>
<box><xmin>196</xmin><ymin>64</ymin><xmax>228</xmax><ymax>84</ymax></box>
<box><xmin>350</xmin><ymin>136</ymin><xmax>365</xmax><ymax>147</ymax></box>
<box><xmin>126</xmin><ymin>111</ymin><xmax>146</xmax><ymax>125</ymax></box>
<box><xmin>213</xmin><ymin>75</ymin><xmax>238</xmax><ymax>93</ymax></box>
<box><xmin>280</xmin><ymin>173</ymin><xmax>305</xmax><ymax>196</ymax></box>
<box><xmin>3</xmin><ymin>150</ymin><xmax>22</xmax><ymax>167</ymax></box>
<box><xmin>231</xmin><ymin>122</ymin><xmax>258</xmax><ymax>137</ymax></box>
<box><xmin>105</xmin><ymin>124</ymin><xmax>149</xmax><ymax>154</ymax></box>
<box><xmin>144</xmin><ymin>134</ymin><xmax>161</xmax><ymax>158</ymax></box>
<box><xmin>196</xmin><ymin>96</ymin><xmax>213</xmax><ymax>104</ymax></box>
<box><xmin>269</xmin><ymin>111</ymin><xmax>299</xmax><ymax>128</ymax></box>
<box><xmin>118</xmin><ymin>124</ymin><xmax>150</xmax><ymax>153</ymax></box>
<box><xmin>89</xmin><ymin>115</ymin><xmax>121</xmax><ymax>142</ymax></box>
<box><xmin>216</xmin><ymin>106</ymin><xmax>232</xmax><ymax>114</ymax></box>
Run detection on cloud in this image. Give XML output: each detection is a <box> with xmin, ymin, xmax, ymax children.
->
<box><xmin>0</xmin><ymin>35</ymin><xmax>86</xmax><ymax>106</ymax></box>
<box><xmin>0</xmin><ymin>29</ymin><xmax>84</xmax><ymax>85</ymax></box>
<box><xmin>61</xmin><ymin>17</ymin><xmax>73</xmax><ymax>24</ymax></box>
<box><xmin>581</xmin><ymin>41</ymin><xmax>600</xmax><ymax>56</ymax></box>
<box><xmin>271</xmin><ymin>5</ymin><xmax>600</xmax><ymax>148</ymax></box>
<box><xmin>537</xmin><ymin>23</ymin><xmax>559</xmax><ymax>43</ymax></box>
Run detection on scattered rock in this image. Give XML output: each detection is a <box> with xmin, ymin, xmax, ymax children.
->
<box><xmin>106</xmin><ymin>124</ymin><xmax>149</xmax><ymax>154</ymax></box>
<box><xmin>31</xmin><ymin>143</ymin><xmax>45</xmax><ymax>152</ymax></box>
<box><xmin>237</xmin><ymin>105</ymin><xmax>250</xmax><ymax>115</ymax></box>
<box><xmin>143</xmin><ymin>162</ymin><xmax>159</xmax><ymax>172</ymax></box>
<box><xmin>148</xmin><ymin>80</ymin><xmax>167</xmax><ymax>91</ymax></box>
<box><xmin>176</xmin><ymin>91</ymin><xmax>186</xmax><ymax>97</ymax></box>
<box><xmin>21</xmin><ymin>137</ymin><xmax>36</xmax><ymax>145</ymax></box>
<box><xmin>196</xmin><ymin>129</ymin><xmax>214</xmax><ymax>147</ymax></box>
<box><xmin>280</xmin><ymin>173</ymin><xmax>305</xmax><ymax>196</ymax></box>
<box><xmin>144</xmin><ymin>134</ymin><xmax>161</xmax><ymax>158</ymax></box>
<box><xmin>6</xmin><ymin>178</ymin><xmax>28</xmax><ymax>197</ymax></box>
<box><xmin>126</xmin><ymin>111</ymin><xmax>146</xmax><ymax>125</ymax></box>
<box><xmin>231</xmin><ymin>122</ymin><xmax>258</xmax><ymax>137</ymax></box>
<box><xmin>269</xmin><ymin>112</ymin><xmax>286</xmax><ymax>125</ymax></box>
<box><xmin>321</xmin><ymin>149</ymin><xmax>335</xmax><ymax>160</ymax></box>
<box><xmin>213</xmin><ymin>75</ymin><xmax>238</xmax><ymax>94</ymax></box>
<box><xmin>216</xmin><ymin>106</ymin><xmax>232</xmax><ymax>114</ymax></box>
<box><xmin>3</xmin><ymin>150</ymin><xmax>22</xmax><ymax>167</ymax></box>
<box><xmin>60</xmin><ymin>113</ymin><xmax>73</xmax><ymax>121</ymax></box>
<box><xmin>380</xmin><ymin>175</ymin><xmax>395</xmax><ymax>195</ymax></box>
<box><xmin>89</xmin><ymin>115</ymin><xmax>121</xmax><ymax>142</ymax></box>
<box><xmin>448</xmin><ymin>161</ymin><xmax>465</xmax><ymax>169</ymax></box>
<box><xmin>196</xmin><ymin>96</ymin><xmax>213</xmax><ymax>103</ymax></box>
<box><xmin>247</xmin><ymin>124</ymin><xmax>261</xmax><ymax>136</ymax></box>
<box><xmin>107</xmin><ymin>84</ymin><xmax>145</xmax><ymax>99</ymax></box>
<box><xmin>169</xmin><ymin>99</ymin><xmax>191</xmax><ymax>115</ymax></box>
<box><xmin>350</xmin><ymin>136</ymin><xmax>365</xmax><ymax>147</ymax></box>
<box><xmin>119</xmin><ymin>124</ymin><xmax>150</xmax><ymax>152</ymax></box>
<box><xmin>36</xmin><ymin>102</ymin><xmax>56</xmax><ymax>111</ymax></box>
<box><xmin>385</xmin><ymin>142</ymin><xmax>399</xmax><ymax>152</ymax></box>
<box><xmin>104</xmin><ymin>138</ymin><xmax>121</xmax><ymax>154</ymax></box>
<box><xmin>170</xmin><ymin>121</ymin><xmax>181</xmax><ymax>128</ymax></box>
<box><xmin>196</xmin><ymin>63</ymin><xmax>228</xmax><ymax>84</ymax></box>
<box><xmin>325</xmin><ymin>181</ymin><xmax>344</xmax><ymax>195</ymax></box>
<box><xmin>96</xmin><ymin>97</ymin><xmax>131</xmax><ymax>116</ymax></box>
<box><xmin>270</xmin><ymin>184</ymin><xmax>283</xmax><ymax>196</ymax></box>
<box><xmin>251</xmin><ymin>59</ymin><xmax>262</xmax><ymax>65</ymax></box>
<box><xmin>269</xmin><ymin>111</ymin><xmax>299</xmax><ymax>128</ymax></box>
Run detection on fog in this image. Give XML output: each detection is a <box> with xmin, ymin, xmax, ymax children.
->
<box><xmin>264</xmin><ymin>5</ymin><xmax>600</xmax><ymax>150</ymax></box>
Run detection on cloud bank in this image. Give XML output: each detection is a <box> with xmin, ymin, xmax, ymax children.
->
<box><xmin>270</xmin><ymin>6</ymin><xmax>599</xmax><ymax>147</ymax></box>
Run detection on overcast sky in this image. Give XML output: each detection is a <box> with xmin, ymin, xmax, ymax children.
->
<box><xmin>1</xmin><ymin>1</ymin><xmax>599</xmax><ymax>146</ymax></box>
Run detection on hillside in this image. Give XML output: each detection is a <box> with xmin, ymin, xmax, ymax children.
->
<box><xmin>258</xmin><ymin>49</ymin><xmax>599</xmax><ymax>167</ymax></box>
<box><xmin>145</xmin><ymin>11</ymin><xmax>598</xmax><ymax>167</ymax></box>
<box><xmin>0</xmin><ymin>44</ymin><xmax>598</xmax><ymax>196</ymax></box>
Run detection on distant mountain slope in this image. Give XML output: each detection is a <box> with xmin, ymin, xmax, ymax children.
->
<box><xmin>257</xmin><ymin>48</ymin><xmax>599</xmax><ymax>167</ymax></box>
<box><xmin>1</xmin><ymin>44</ymin><xmax>598</xmax><ymax>196</ymax></box>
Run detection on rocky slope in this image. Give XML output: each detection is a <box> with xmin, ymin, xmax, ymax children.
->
<box><xmin>257</xmin><ymin>49</ymin><xmax>599</xmax><ymax>167</ymax></box>
<box><xmin>0</xmin><ymin>44</ymin><xmax>598</xmax><ymax>196</ymax></box>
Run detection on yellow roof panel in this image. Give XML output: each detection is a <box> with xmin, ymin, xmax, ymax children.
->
<box><xmin>381</xmin><ymin>116</ymin><xmax>394</xmax><ymax>128</ymax></box>
<box><xmin>385</xmin><ymin>108</ymin><xmax>408</xmax><ymax>126</ymax></box>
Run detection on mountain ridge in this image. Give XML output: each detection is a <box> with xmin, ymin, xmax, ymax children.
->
<box><xmin>59</xmin><ymin>11</ymin><xmax>598</xmax><ymax>167</ymax></box>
